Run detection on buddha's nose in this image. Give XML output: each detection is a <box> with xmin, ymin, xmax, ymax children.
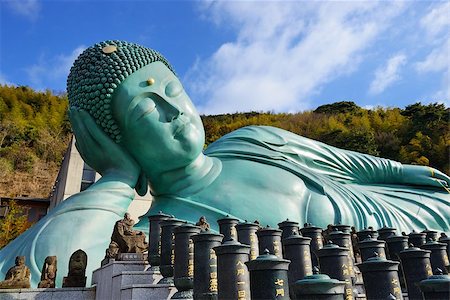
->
<box><xmin>164</xmin><ymin>100</ymin><xmax>183</xmax><ymax>122</ymax></box>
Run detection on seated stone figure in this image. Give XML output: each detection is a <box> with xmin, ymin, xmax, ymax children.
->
<box><xmin>0</xmin><ymin>40</ymin><xmax>449</xmax><ymax>287</ymax></box>
<box><xmin>38</xmin><ymin>256</ymin><xmax>57</xmax><ymax>288</ymax></box>
<box><xmin>62</xmin><ymin>249</ymin><xmax>87</xmax><ymax>288</ymax></box>
<box><xmin>110</xmin><ymin>213</ymin><xmax>147</xmax><ymax>254</ymax></box>
<box><xmin>196</xmin><ymin>216</ymin><xmax>211</xmax><ymax>231</ymax></box>
<box><xmin>0</xmin><ymin>256</ymin><xmax>30</xmax><ymax>289</ymax></box>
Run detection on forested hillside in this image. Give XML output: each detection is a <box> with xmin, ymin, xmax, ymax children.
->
<box><xmin>0</xmin><ymin>84</ymin><xmax>448</xmax><ymax>198</ymax></box>
<box><xmin>0</xmin><ymin>85</ymin><xmax>71</xmax><ymax>197</ymax></box>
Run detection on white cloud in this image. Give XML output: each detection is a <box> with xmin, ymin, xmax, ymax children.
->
<box><xmin>369</xmin><ymin>54</ymin><xmax>407</xmax><ymax>95</ymax></box>
<box><xmin>0</xmin><ymin>72</ymin><xmax>14</xmax><ymax>86</ymax></box>
<box><xmin>26</xmin><ymin>46</ymin><xmax>86</xmax><ymax>90</ymax></box>
<box><xmin>420</xmin><ymin>1</ymin><xmax>450</xmax><ymax>39</ymax></box>
<box><xmin>5</xmin><ymin>0</ymin><xmax>41</xmax><ymax>21</ymax></box>
<box><xmin>187</xmin><ymin>1</ymin><xmax>405</xmax><ymax>114</ymax></box>
<box><xmin>414</xmin><ymin>2</ymin><xmax>450</xmax><ymax>102</ymax></box>
<box><xmin>416</xmin><ymin>39</ymin><xmax>449</xmax><ymax>74</ymax></box>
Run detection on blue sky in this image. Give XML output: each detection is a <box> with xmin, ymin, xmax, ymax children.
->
<box><xmin>1</xmin><ymin>0</ymin><xmax>448</xmax><ymax>114</ymax></box>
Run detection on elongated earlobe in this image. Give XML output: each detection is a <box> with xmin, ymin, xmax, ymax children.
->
<box><xmin>135</xmin><ymin>171</ymin><xmax>148</xmax><ymax>196</ymax></box>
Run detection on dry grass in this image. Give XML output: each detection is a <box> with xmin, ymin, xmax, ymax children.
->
<box><xmin>0</xmin><ymin>160</ymin><xmax>58</xmax><ymax>198</ymax></box>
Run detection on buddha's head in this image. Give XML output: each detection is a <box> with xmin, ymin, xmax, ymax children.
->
<box><xmin>68</xmin><ymin>41</ymin><xmax>205</xmax><ymax>175</ymax></box>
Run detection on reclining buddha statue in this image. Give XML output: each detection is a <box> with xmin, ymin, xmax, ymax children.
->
<box><xmin>0</xmin><ymin>40</ymin><xmax>448</xmax><ymax>287</ymax></box>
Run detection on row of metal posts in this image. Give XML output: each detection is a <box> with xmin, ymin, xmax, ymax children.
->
<box><xmin>147</xmin><ymin>212</ymin><xmax>450</xmax><ymax>299</ymax></box>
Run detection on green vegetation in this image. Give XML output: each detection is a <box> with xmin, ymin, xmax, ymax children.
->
<box><xmin>0</xmin><ymin>200</ymin><xmax>31</xmax><ymax>249</ymax></box>
<box><xmin>201</xmin><ymin>101</ymin><xmax>449</xmax><ymax>174</ymax></box>
<box><xmin>0</xmin><ymin>85</ymin><xmax>70</xmax><ymax>197</ymax></box>
<box><xmin>0</xmin><ymin>85</ymin><xmax>448</xmax><ymax>200</ymax></box>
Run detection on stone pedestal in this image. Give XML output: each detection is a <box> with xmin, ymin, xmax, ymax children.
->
<box><xmin>92</xmin><ymin>260</ymin><xmax>148</xmax><ymax>300</ymax></box>
<box><xmin>0</xmin><ymin>287</ymin><xmax>96</xmax><ymax>300</ymax></box>
<box><xmin>121</xmin><ymin>283</ymin><xmax>177</xmax><ymax>300</ymax></box>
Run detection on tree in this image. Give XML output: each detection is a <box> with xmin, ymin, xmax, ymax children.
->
<box><xmin>0</xmin><ymin>200</ymin><xmax>32</xmax><ymax>249</ymax></box>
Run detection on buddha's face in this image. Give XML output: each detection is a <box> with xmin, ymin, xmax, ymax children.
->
<box><xmin>112</xmin><ymin>62</ymin><xmax>205</xmax><ymax>173</ymax></box>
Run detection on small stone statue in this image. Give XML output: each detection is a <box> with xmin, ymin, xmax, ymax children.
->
<box><xmin>38</xmin><ymin>256</ymin><xmax>57</xmax><ymax>288</ymax></box>
<box><xmin>101</xmin><ymin>241</ymin><xmax>120</xmax><ymax>266</ymax></box>
<box><xmin>195</xmin><ymin>216</ymin><xmax>210</xmax><ymax>231</ymax></box>
<box><xmin>110</xmin><ymin>213</ymin><xmax>147</xmax><ymax>254</ymax></box>
<box><xmin>0</xmin><ymin>256</ymin><xmax>31</xmax><ymax>289</ymax></box>
<box><xmin>62</xmin><ymin>249</ymin><xmax>87</xmax><ymax>288</ymax></box>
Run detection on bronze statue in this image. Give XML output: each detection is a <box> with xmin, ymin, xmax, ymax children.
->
<box><xmin>0</xmin><ymin>256</ymin><xmax>30</xmax><ymax>289</ymax></box>
<box><xmin>195</xmin><ymin>216</ymin><xmax>210</xmax><ymax>231</ymax></box>
<box><xmin>110</xmin><ymin>213</ymin><xmax>147</xmax><ymax>254</ymax></box>
<box><xmin>38</xmin><ymin>256</ymin><xmax>57</xmax><ymax>288</ymax></box>
<box><xmin>62</xmin><ymin>249</ymin><xmax>87</xmax><ymax>288</ymax></box>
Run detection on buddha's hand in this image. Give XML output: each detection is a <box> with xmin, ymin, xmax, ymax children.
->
<box><xmin>69</xmin><ymin>108</ymin><xmax>140</xmax><ymax>188</ymax></box>
<box><xmin>401</xmin><ymin>164</ymin><xmax>450</xmax><ymax>190</ymax></box>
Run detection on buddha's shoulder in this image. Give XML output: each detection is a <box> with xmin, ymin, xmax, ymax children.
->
<box><xmin>205</xmin><ymin>125</ymin><xmax>321</xmax><ymax>155</ymax></box>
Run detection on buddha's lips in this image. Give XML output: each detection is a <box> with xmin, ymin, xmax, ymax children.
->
<box><xmin>173</xmin><ymin>122</ymin><xmax>187</xmax><ymax>137</ymax></box>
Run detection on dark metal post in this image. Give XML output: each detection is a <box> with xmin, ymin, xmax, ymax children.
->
<box><xmin>282</xmin><ymin>232</ymin><xmax>313</xmax><ymax>297</ymax></box>
<box><xmin>213</xmin><ymin>239</ymin><xmax>251</xmax><ymax>300</ymax></box>
<box><xmin>328</xmin><ymin>229</ymin><xmax>356</xmax><ymax>284</ymax></box>
<box><xmin>216</xmin><ymin>215</ymin><xmax>239</xmax><ymax>242</ymax></box>
<box><xmin>409</xmin><ymin>231</ymin><xmax>426</xmax><ymax>247</ymax></box>
<box><xmin>256</xmin><ymin>225</ymin><xmax>283</xmax><ymax>258</ymax></box>
<box><xmin>148</xmin><ymin>211</ymin><xmax>171</xmax><ymax>270</ymax></box>
<box><xmin>278</xmin><ymin>219</ymin><xmax>300</xmax><ymax>240</ymax></box>
<box><xmin>245</xmin><ymin>249</ymin><xmax>290</xmax><ymax>300</ymax></box>
<box><xmin>356</xmin><ymin>228</ymin><xmax>378</xmax><ymax>242</ymax></box>
<box><xmin>399</xmin><ymin>246</ymin><xmax>433</xmax><ymax>300</ymax></box>
<box><xmin>332</xmin><ymin>224</ymin><xmax>351</xmax><ymax>234</ymax></box>
<box><xmin>192</xmin><ymin>230</ymin><xmax>223</xmax><ymax>300</ymax></box>
<box><xmin>358</xmin><ymin>236</ymin><xmax>386</xmax><ymax>262</ymax></box>
<box><xmin>300</xmin><ymin>225</ymin><xmax>324</xmax><ymax>268</ymax></box>
<box><xmin>377</xmin><ymin>226</ymin><xmax>397</xmax><ymax>241</ymax></box>
<box><xmin>386</xmin><ymin>235</ymin><xmax>409</xmax><ymax>261</ymax></box>
<box><xmin>439</xmin><ymin>236</ymin><xmax>450</xmax><ymax>263</ymax></box>
<box><xmin>236</xmin><ymin>221</ymin><xmax>260</xmax><ymax>260</ymax></box>
<box><xmin>357</xmin><ymin>254</ymin><xmax>404</xmax><ymax>300</ymax></box>
<box><xmin>172</xmin><ymin>224</ymin><xmax>202</xmax><ymax>299</ymax></box>
<box><xmin>422</xmin><ymin>230</ymin><xmax>439</xmax><ymax>242</ymax></box>
<box><xmin>159</xmin><ymin>218</ymin><xmax>186</xmax><ymax>284</ymax></box>
<box><xmin>421</xmin><ymin>240</ymin><xmax>449</xmax><ymax>275</ymax></box>
<box><xmin>291</xmin><ymin>268</ymin><xmax>346</xmax><ymax>300</ymax></box>
<box><xmin>419</xmin><ymin>268</ymin><xmax>450</xmax><ymax>300</ymax></box>
<box><xmin>317</xmin><ymin>242</ymin><xmax>355</xmax><ymax>300</ymax></box>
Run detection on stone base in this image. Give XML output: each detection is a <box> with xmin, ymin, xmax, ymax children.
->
<box><xmin>121</xmin><ymin>283</ymin><xmax>176</xmax><ymax>300</ymax></box>
<box><xmin>158</xmin><ymin>277</ymin><xmax>174</xmax><ymax>285</ymax></box>
<box><xmin>118</xmin><ymin>253</ymin><xmax>146</xmax><ymax>261</ymax></box>
<box><xmin>0</xmin><ymin>287</ymin><xmax>95</xmax><ymax>300</ymax></box>
<box><xmin>171</xmin><ymin>289</ymin><xmax>193</xmax><ymax>299</ymax></box>
<box><xmin>112</xmin><ymin>270</ymin><xmax>162</xmax><ymax>300</ymax></box>
<box><xmin>92</xmin><ymin>260</ymin><xmax>148</xmax><ymax>300</ymax></box>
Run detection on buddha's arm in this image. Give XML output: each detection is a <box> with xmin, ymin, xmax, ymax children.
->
<box><xmin>206</xmin><ymin>125</ymin><xmax>450</xmax><ymax>189</ymax></box>
<box><xmin>284</xmin><ymin>129</ymin><xmax>450</xmax><ymax>188</ymax></box>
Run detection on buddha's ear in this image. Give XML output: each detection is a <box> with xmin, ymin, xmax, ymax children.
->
<box><xmin>135</xmin><ymin>171</ymin><xmax>148</xmax><ymax>196</ymax></box>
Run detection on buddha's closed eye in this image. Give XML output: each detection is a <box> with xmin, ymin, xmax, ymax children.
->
<box><xmin>135</xmin><ymin>97</ymin><xmax>156</xmax><ymax>120</ymax></box>
<box><xmin>165</xmin><ymin>80</ymin><xmax>183</xmax><ymax>98</ymax></box>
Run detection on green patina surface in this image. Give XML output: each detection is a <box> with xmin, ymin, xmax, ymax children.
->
<box><xmin>0</xmin><ymin>41</ymin><xmax>449</xmax><ymax>287</ymax></box>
